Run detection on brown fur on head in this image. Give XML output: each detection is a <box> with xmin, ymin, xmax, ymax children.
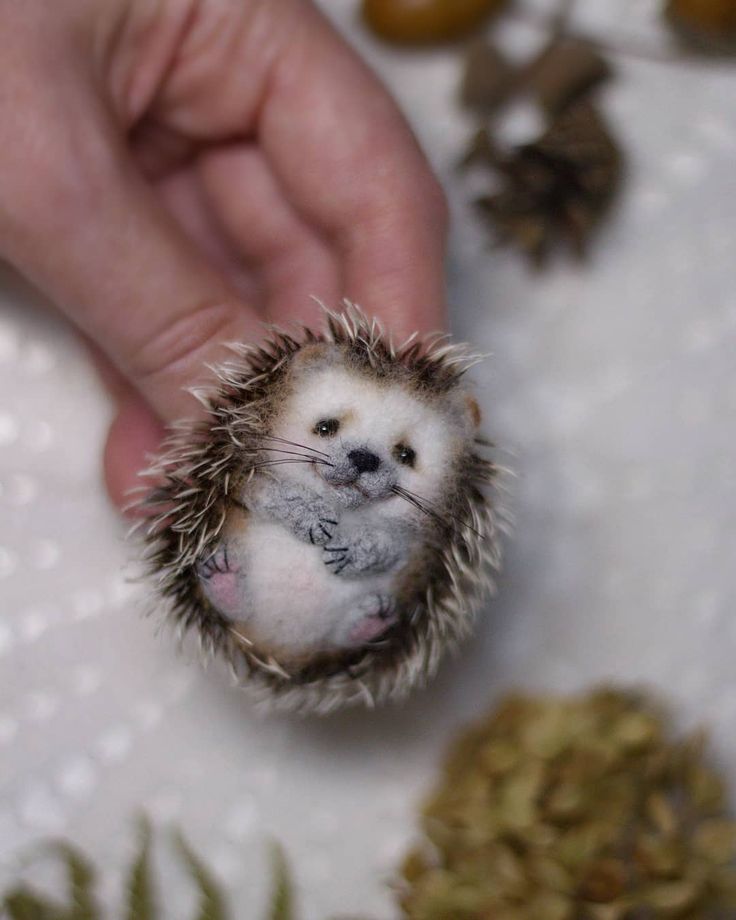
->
<box><xmin>137</xmin><ymin>302</ymin><xmax>500</xmax><ymax>714</ymax></box>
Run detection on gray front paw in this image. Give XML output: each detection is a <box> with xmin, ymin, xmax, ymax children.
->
<box><xmin>305</xmin><ymin>514</ymin><xmax>338</xmax><ymax>547</ymax></box>
<box><xmin>281</xmin><ymin>494</ymin><xmax>339</xmax><ymax>546</ymax></box>
<box><xmin>323</xmin><ymin>527</ymin><xmax>403</xmax><ymax>577</ymax></box>
<box><xmin>322</xmin><ymin>541</ymin><xmax>352</xmax><ymax>575</ymax></box>
<box><xmin>249</xmin><ymin>479</ymin><xmax>339</xmax><ymax>546</ymax></box>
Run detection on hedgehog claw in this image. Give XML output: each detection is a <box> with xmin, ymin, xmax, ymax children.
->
<box><xmin>198</xmin><ymin>546</ymin><xmax>233</xmax><ymax>580</ymax></box>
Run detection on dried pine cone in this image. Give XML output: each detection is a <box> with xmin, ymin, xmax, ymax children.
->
<box><xmin>474</xmin><ymin>101</ymin><xmax>623</xmax><ymax>265</ymax></box>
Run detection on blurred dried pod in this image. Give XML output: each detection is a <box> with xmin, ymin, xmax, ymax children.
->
<box><xmin>460</xmin><ymin>39</ymin><xmax>517</xmax><ymax>114</ymax></box>
<box><xmin>694</xmin><ymin>819</ymin><xmax>736</xmax><ymax>864</ymax></box>
<box><xmin>665</xmin><ymin>0</ymin><xmax>736</xmax><ymax>54</ymax></box>
<box><xmin>524</xmin><ymin>37</ymin><xmax>612</xmax><ymax>116</ymax></box>
<box><xmin>362</xmin><ymin>0</ymin><xmax>508</xmax><ymax>46</ymax></box>
<box><xmin>474</xmin><ymin>101</ymin><xmax>623</xmax><ymax>265</ymax></box>
<box><xmin>578</xmin><ymin>858</ymin><xmax>627</xmax><ymax>903</ymax></box>
<box><xmin>398</xmin><ymin>686</ymin><xmax>736</xmax><ymax>918</ymax></box>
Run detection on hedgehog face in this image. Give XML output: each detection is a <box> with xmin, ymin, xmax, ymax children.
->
<box><xmin>268</xmin><ymin>360</ymin><xmax>468</xmax><ymax>511</ymax></box>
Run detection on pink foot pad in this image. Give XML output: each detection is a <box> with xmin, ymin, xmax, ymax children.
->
<box><xmin>348</xmin><ymin>595</ymin><xmax>398</xmax><ymax>644</ymax></box>
<box><xmin>197</xmin><ymin>548</ymin><xmax>242</xmax><ymax>619</ymax></box>
<box><xmin>348</xmin><ymin>615</ymin><xmax>395</xmax><ymax>644</ymax></box>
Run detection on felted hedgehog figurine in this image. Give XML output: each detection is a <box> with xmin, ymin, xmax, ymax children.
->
<box><xmin>139</xmin><ymin>303</ymin><xmax>499</xmax><ymax>713</ymax></box>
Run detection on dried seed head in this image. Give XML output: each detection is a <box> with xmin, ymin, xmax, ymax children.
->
<box><xmin>398</xmin><ymin>686</ymin><xmax>736</xmax><ymax>918</ymax></box>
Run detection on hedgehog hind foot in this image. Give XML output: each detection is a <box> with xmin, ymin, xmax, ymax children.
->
<box><xmin>345</xmin><ymin>593</ymin><xmax>398</xmax><ymax>645</ymax></box>
<box><xmin>197</xmin><ymin>544</ymin><xmax>244</xmax><ymax>620</ymax></box>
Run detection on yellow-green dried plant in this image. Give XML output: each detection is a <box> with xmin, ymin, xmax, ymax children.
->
<box><xmin>397</xmin><ymin>687</ymin><xmax>736</xmax><ymax>919</ymax></box>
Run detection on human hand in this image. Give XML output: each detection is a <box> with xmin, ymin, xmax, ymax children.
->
<box><xmin>0</xmin><ymin>0</ymin><xmax>448</xmax><ymax>509</ymax></box>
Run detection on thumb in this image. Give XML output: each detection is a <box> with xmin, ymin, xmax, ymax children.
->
<box><xmin>105</xmin><ymin>390</ymin><xmax>168</xmax><ymax>510</ymax></box>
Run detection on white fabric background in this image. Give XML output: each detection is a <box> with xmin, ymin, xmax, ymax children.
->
<box><xmin>2</xmin><ymin>1</ymin><xmax>736</xmax><ymax>917</ymax></box>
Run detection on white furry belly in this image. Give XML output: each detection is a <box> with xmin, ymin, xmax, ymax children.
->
<box><xmin>236</xmin><ymin>520</ymin><xmax>395</xmax><ymax>655</ymax></box>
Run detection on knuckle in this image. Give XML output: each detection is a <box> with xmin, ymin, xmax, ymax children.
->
<box><xmin>374</xmin><ymin>164</ymin><xmax>449</xmax><ymax>240</ymax></box>
<box><xmin>127</xmin><ymin>300</ymin><xmax>239</xmax><ymax>402</ymax></box>
<box><xmin>395</xmin><ymin>158</ymin><xmax>449</xmax><ymax>233</ymax></box>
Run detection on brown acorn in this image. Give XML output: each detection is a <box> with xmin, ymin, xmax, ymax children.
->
<box><xmin>665</xmin><ymin>0</ymin><xmax>736</xmax><ymax>54</ymax></box>
<box><xmin>361</xmin><ymin>0</ymin><xmax>508</xmax><ymax>46</ymax></box>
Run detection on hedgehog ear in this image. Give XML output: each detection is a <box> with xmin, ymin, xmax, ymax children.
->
<box><xmin>465</xmin><ymin>396</ymin><xmax>482</xmax><ymax>429</ymax></box>
<box><xmin>289</xmin><ymin>342</ymin><xmax>340</xmax><ymax>374</ymax></box>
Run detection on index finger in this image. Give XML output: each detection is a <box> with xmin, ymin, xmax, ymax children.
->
<box><xmin>258</xmin><ymin>7</ymin><xmax>448</xmax><ymax>340</ymax></box>
<box><xmin>154</xmin><ymin>1</ymin><xmax>448</xmax><ymax>339</ymax></box>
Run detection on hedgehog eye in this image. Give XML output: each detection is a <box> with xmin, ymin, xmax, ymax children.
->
<box><xmin>314</xmin><ymin>418</ymin><xmax>340</xmax><ymax>437</ymax></box>
<box><xmin>394</xmin><ymin>443</ymin><xmax>416</xmax><ymax>467</ymax></box>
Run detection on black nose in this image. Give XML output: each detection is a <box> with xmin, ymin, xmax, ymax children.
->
<box><xmin>348</xmin><ymin>449</ymin><xmax>381</xmax><ymax>474</ymax></box>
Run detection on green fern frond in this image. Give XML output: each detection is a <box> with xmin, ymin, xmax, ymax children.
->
<box><xmin>44</xmin><ymin>843</ymin><xmax>99</xmax><ymax>920</ymax></box>
<box><xmin>266</xmin><ymin>843</ymin><xmax>294</xmax><ymax>920</ymax></box>
<box><xmin>173</xmin><ymin>831</ymin><xmax>230</xmax><ymax>920</ymax></box>
<box><xmin>124</xmin><ymin>818</ymin><xmax>156</xmax><ymax>920</ymax></box>
<box><xmin>1</xmin><ymin>826</ymin><xmax>300</xmax><ymax>920</ymax></box>
<box><xmin>1</xmin><ymin>842</ymin><xmax>99</xmax><ymax>920</ymax></box>
<box><xmin>2</xmin><ymin>886</ymin><xmax>66</xmax><ymax>920</ymax></box>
